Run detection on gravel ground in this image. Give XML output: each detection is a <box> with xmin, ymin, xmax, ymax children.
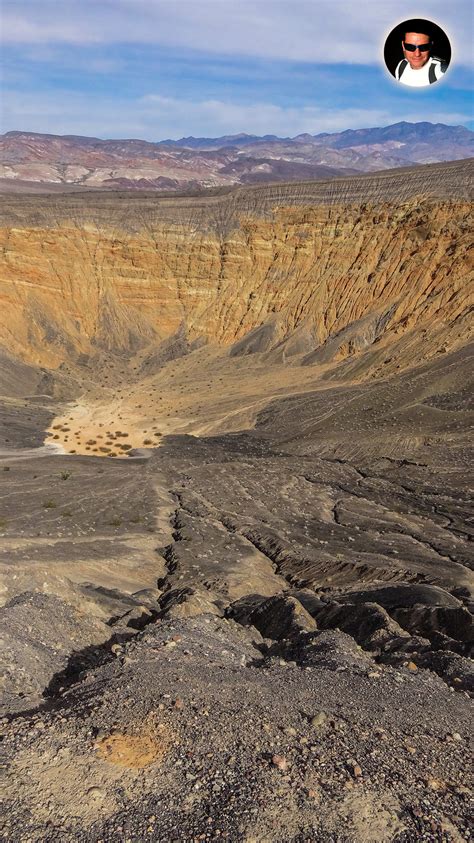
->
<box><xmin>2</xmin><ymin>614</ymin><xmax>472</xmax><ymax>842</ymax></box>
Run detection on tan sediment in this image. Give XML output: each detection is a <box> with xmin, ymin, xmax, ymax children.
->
<box><xmin>95</xmin><ymin>726</ymin><xmax>173</xmax><ymax>769</ymax></box>
<box><xmin>43</xmin><ymin>348</ymin><xmax>335</xmax><ymax>456</ymax></box>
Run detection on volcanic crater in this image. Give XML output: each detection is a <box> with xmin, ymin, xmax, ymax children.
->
<box><xmin>1</xmin><ymin>160</ymin><xmax>473</xmax><ymax>842</ymax></box>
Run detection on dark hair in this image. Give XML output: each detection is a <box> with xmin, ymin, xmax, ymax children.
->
<box><xmin>400</xmin><ymin>19</ymin><xmax>434</xmax><ymax>40</ymax></box>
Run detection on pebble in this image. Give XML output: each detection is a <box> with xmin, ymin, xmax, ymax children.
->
<box><xmin>272</xmin><ymin>754</ymin><xmax>288</xmax><ymax>771</ymax></box>
<box><xmin>351</xmin><ymin>764</ymin><xmax>362</xmax><ymax>778</ymax></box>
<box><xmin>427</xmin><ymin>777</ymin><xmax>445</xmax><ymax>791</ymax></box>
<box><xmin>87</xmin><ymin>787</ymin><xmax>104</xmax><ymax>801</ymax></box>
<box><xmin>310</xmin><ymin>712</ymin><xmax>327</xmax><ymax>728</ymax></box>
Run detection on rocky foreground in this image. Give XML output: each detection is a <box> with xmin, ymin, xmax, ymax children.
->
<box><xmin>1</xmin><ymin>607</ymin><xmax>471</xmax><ymax>842</ymax></box>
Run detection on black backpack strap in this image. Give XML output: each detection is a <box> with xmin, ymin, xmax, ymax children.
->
<box><xmin>429</xmin><ymin>58</ymin><xmax>448</xmax><ymax>83</ymax></box>
<box><xmin>397</xmin><ymin>59</ymin><xmax>408</xmax><ymax>79</ymax></box>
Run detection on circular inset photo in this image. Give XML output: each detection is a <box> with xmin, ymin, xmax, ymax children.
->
<box><xmin>384</xmin><ymin>19</ymin><xmax>451</xmax><ymax>87</ymax></box>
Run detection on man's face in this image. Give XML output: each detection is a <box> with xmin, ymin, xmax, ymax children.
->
<box><xmin>402</xmin><ymin>31</ymin><xmax>431</xmax><ymax>69</ymax></box>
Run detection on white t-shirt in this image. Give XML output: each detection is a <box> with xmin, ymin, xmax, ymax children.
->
<box><xmin>395</xmin><ymin>58</ymin><xmax>445</xmax><ymax>86</ymax></box>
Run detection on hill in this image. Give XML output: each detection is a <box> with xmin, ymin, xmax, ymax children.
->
<box><xmin>1</xmin><ymin>121</ymin><xmax>472</xmax><ymax>191</ymax></box>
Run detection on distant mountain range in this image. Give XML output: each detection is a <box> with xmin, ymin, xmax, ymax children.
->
<box><xmin>1</xmin><ymin>121</ymin><xmax>472</xmax><ymax>192</ymax></box>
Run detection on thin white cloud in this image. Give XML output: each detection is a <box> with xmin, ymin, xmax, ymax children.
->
<box><xmin>3</xmin><ymin>0</ymin><xmax>472</xmax><ymax>65</ymax></box>
<box><xmin>2</xmin><ymin>89</ymin><xmax>471</xmax><ymax>139</ymax></box>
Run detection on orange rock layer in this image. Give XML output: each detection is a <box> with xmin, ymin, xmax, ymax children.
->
<box><xmin>0</xmin><ymin>200</ymin><xmax>472</xmax><ymax>369</ymax></box>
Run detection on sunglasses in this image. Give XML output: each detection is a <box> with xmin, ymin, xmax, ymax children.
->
<box><xmin>403</xmin><ymin>41</ymin><xmax>431</xmax><ymax>52</ymax></box>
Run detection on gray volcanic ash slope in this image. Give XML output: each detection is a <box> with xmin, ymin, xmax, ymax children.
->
<box><xmin>0</xmin><ymin>160</ymin><xmax>473</xmax><ymax>842</ymax></box>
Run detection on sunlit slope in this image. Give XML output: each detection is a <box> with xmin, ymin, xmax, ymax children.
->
<box><xmin>0</xmin><ymin>160</ymin><xmax>472</xmax><ymax>375</ymax></box>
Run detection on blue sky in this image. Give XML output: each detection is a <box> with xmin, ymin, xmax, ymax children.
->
<box><xmin>2</xmin><ymin>0</ymin><xmax>473</xmax><ymax>139</ymax></box>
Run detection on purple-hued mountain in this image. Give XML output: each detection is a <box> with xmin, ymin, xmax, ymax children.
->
<box><xmin>1</xmin><ymin>122</ymin><xmax>472</xmax><ymax>192</ymax></box>
<box><xmin>158</xmin><ymin>122</ymin><xmax>473</xmax><ymax>151</ymax></box>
